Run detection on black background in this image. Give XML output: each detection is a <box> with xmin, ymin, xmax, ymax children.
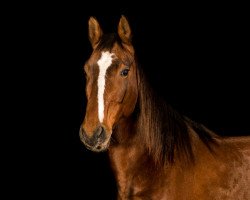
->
<box><xmin>7</xmin><ymin>2</ymin><xmax>249</xmax><ymax>199</ymax></box>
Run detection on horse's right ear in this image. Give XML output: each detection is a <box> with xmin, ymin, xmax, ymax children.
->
<box><xmin>88</xmin><ymin>17</ymin><xmax>103</xmax><ymax>48</ymax></box>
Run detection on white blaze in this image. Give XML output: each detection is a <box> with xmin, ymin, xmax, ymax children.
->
<box><xmin>97</xmin><ymin>51</ymin><xmax>114</xmax><ymax>123</ymax></box>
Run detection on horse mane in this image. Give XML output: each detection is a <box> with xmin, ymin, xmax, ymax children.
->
<box><xmin>136</xmin><ymin>65</ymin><xmax>218</xmax><ymax>165</ymax></box>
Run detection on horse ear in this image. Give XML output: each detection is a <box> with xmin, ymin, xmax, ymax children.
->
<box><xmin>88</xmin><ymin>17</ymin><xmax>103</xmax><ymax>48</ymax></box>
<box><xmin>118</xmin><ymin>15</ymin><xmax>132</xmax><ymax>44</ymax></box>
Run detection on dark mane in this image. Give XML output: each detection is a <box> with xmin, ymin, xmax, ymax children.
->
<box><xmin>136</xmin><ymin>65</ymin><xmax>217</xmax><ymax>165</ymax></box>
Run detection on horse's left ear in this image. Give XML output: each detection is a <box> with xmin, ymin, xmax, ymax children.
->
<box><xmin>118</xmin><ymin>15</ymin><xmax>132</xmax><ymax>44</ymax></box>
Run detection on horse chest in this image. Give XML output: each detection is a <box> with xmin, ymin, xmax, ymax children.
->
<box><xmin>109</xmin><ymin>147</ymin><xmax>169</xmax><ymax>199</ymax></box>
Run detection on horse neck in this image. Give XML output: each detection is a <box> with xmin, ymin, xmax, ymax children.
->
<box><xmin>108</xmin><ymin>115</ymin><xmax>152</xmax><ymax>168</ymax></box>
<box><xmin>110</xmin><ymin>114</ymin><xmax>142</xmax><ymax>147</ymax></box>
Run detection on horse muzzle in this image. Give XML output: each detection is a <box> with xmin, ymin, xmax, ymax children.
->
<box><xmin>79</xmin><ymin>125</ymin><xmax>110</xmax><ymax>152</ymax></box>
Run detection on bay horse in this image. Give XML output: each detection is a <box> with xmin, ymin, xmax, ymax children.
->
<box><xmin>79</xmin><ymin>16</ymin><xmax>250</xmax><ymax>199</ymax></box>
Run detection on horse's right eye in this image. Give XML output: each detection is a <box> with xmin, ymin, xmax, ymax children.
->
<box><xmin>120</xmin><ymin>69</ymin><xmax>129</xmax><ymax>77</ymax></box>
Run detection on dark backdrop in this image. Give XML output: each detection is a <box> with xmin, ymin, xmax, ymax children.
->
<box><xmin>9</xmin><ymin>2</ymin><xmax>249</xmax><ymax>199</ymax></box>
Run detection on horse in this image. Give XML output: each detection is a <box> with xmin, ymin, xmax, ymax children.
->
<box><xmin>79</xmin><ymin>16</ymin><xmax>250</xmax><ymax>199</ymax></box>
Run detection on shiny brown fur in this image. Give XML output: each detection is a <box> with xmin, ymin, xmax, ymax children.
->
<box><xmin>80</xmin><ymin>16</ymin><xmax>250</xmax><ymax>199</ymax></box>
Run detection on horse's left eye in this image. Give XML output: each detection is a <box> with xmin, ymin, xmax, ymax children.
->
<box><xmin>120</xmin><ymin>69</ymin><xmax>129</xmax><ymax>77</ymax></box>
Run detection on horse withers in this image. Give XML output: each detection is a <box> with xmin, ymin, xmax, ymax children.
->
<box><xmin>79</xmin><ymin>16</ymin><xmax>250</xmax><ymax>199</ymax></box>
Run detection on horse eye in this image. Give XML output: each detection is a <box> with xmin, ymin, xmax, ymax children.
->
<box><xmin>120</xmin><ymin>69</ymin><xmax>129</xmax><ymax>77</ymax></box>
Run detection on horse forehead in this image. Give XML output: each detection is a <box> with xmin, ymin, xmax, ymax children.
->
<box><xmin>97</xmin><ymin>51</ymin><xmax>116</xmax><ymax>68</ymax></box>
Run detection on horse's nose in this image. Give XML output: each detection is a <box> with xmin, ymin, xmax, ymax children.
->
<box><xmin>94</xmin><ymin>126</ymin><xmax>105</xmax><ymax>140</ymax></box>
<box><xmin>79</xmin><ymin>125</ymin><xmax>106</xmax><ymax>147</ymax></box>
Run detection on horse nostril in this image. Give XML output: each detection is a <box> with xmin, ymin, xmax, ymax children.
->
<box><xmin>79</xmin><ymin>126</ymin><xmax>87</xmax><ymax>140</ymax></box>
<box><xmin>95</xmin><ymin>126</ymin><xmax>105</xmax><ymax>139</ymax></box>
